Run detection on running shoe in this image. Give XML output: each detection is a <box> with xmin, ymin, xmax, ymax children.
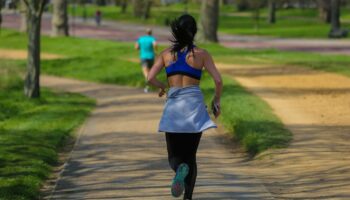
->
<box><xmin>171</xmin><ymin>163</ymin><xmax>189</xmax><ymax>197</ymax></box>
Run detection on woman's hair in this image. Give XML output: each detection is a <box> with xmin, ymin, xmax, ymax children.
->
<box><xmin>170</xmin><ymin>14</ymin><xmax>197</xmax><ymax>53</ymax></box>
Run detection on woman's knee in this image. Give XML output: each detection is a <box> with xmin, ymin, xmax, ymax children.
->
<box><xmin>168</xmin><ymin>156</ymin><xmax>183</xmax><ymax>171</ymax></box>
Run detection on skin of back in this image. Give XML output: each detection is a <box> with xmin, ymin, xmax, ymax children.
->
<box><xmin>149</xmin><ymin>46</ymin><xmax>221</xmax><ymax>88</ymax></box>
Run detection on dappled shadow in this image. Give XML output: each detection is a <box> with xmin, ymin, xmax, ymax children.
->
<box><xmin>254</xmin><ymin>123</ymin><xmax>350</xmax><ymax>199</ymax></box>
<box><xmin>49</xmin><ymin>130</ymin><xmax>274</xmax><ymax>200</ymax></box>
<box><xmin>41</xmin><ymin>77</ymin><xmax>273</xmax><ymax>199</ymax></box>
<box><xmin>220</xmin><ymin>65</ymin><xmax>316</xmax><ymax>77</ymax></box>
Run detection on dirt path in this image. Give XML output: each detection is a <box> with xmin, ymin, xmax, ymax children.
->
<box><xmin>41</xmin><ymin>75</ymin><xmax>273</xmax><ymax>200</ymax></box>
<box><xmin>0</xmin><ymin>49</ymin><xmax>63</xmax><ymax>60</ymax></box>
<box><xmin>219</xmin><ymin>64</ymin><xmax>350</xmax><ymax>199</ymax></box>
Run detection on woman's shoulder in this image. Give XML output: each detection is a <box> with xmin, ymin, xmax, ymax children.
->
<box><xmin>160</xmin><ymin>46</ymin><xmax>210</xmax><ymax>58</ymax></box>
<box><xmin>160</xmin><ymin>47</ymin><xmax>173</xmax><ymax>56</ymax></box>
<box><xmin>193</xmin><ymin>46</ymin><xmax>209</xmax><ymax>55</ymax></box>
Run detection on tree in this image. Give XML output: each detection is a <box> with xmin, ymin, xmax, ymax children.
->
<box><xmin>330</xmin><ymin>0</ymin><xmax>340</xmax><ymax>29</ymax></box>
<box><xmin>0</xmin><ymin>0</ymin><xmax>2</xmax><ymax>34</ymax></box>
<box><xmin>198</xmin><ymin>0</ymin><xmax>219</xmax><ymax>42</ymax></box>
<box><xmin>120</xmin><ymin>0</ymin><xmax>127</xmax><ymax>13</ymax></box>
<box><xmin>328</xmin><ymin>0</ymin><xmax>347</xmax><ymax>38</ymax></box>
<box><xmin>236</xmin><ymin>0</ymin><xmax>249</xmax><ymax>11</ymax></box>
<box><xmin>132</xmin><ymin>0</ymin><xmax>152</xmax><ymax>19</ymax></box>
<box><xmin>249</xmin><ymin>0</ymin><xmax>262</xmax><ymax>31</ymax></box>
<box><xmin>23</xmin><ymin>0</ymin><xmax>48</xmax><ymax>98</ymax></box>
<box><xmin>318</xmin><ymin>0</ymin><xmax>331</xmax><ymax>23</ymax></box>
<box><xmin>96</xmin><ymin>0</ymin><xmax>107</xmax><ymax>6</ymax></box>
<box><xmin>52</xmin><ymin>0</ymin><xmax>69</xmax><ymax>36</ymax></box>
<box><xmin>267</xmin><ymin>0</ymin><xmax>276</xmax><ymax>24</ymax></box>
<box><xmin>19</xmin><ymin>0</ymin><xmax>28</xmax><ymax>32</ymax></box>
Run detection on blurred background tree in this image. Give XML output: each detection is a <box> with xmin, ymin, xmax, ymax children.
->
<box><xmin>198</xmin><ymin>0</ymin><xmax>219</xmax><ymax>42</ymax></box>
<box><xmin>318</xmin><ymin>0</ymin><xmax>331</xmax><ymax>23</ymax></box>
<box><xmin>19</xmin><ymin>0</ymin><xmax>28</xmax><ymax>32</ymax></box>
<box><xmin>329</xmin><ymin>0</ymin><xmax>348</xmax><ymax>38</ymax></box>
<box><xmin>52</xmin><ymin>0</ymin><xmax>69</xmax><ymax>36</ymax></box>
<box><xmin>132</xmin><ymin>0</ymin><xmax>152</xmax><ymax>19</ymax></box>
<box><xmin>0</xmin><ymin>0</ymin><xmax>3</xmax><ymax>34</ymax></box>
<box><xmin>267</xmin><ymin>0</ymin><xmax>276</xmax><ymax>24</ymax></box>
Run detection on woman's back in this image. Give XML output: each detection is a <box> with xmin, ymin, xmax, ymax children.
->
<box><xmin>162</xmin><ymin>47</ymin><xmax>209</xmax><ymax>88</ymax></box>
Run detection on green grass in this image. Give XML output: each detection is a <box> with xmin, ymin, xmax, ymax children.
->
<box><xmin>0</xmin><ymin>29</ymin><xmax>296</xmax><ymax>156</ymax></box>
<box><xmin>0</xmin><ymin>60</ymin><xmax>95</xmax><ymax>199</ymax></box>
<box><xmin>66</xmin><ymin>4</ymin><xmax>350</xmax><ymax>38</ymax></box>
<box><xmin>201</xmin><ymin>74</ymin><xmax>291</xmax><ymax>155</ymax></box>
<box><xmin>2</xmin><ymin>28</ymin><xmax>350</xmax><ymax>156</ymax></box>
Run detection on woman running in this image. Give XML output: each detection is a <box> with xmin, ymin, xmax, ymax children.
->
<box><xmin>147</xmin><ymin>14</ymin><xmax>222</xmax><ymax>200</ymax></box>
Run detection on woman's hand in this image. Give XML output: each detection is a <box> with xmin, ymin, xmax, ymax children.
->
<box><xmin>159</xmin><ymin>88</ymin><xmax>166</xmax><ymax>97</ymax></box>
<box><xmin>214</xmin><ymin>103</ymin><xmax>221</xmax><ymax>118</ymax></box>
<box><xmin>212</xmin><ymin>97</ymin><xmax>221</xmax><ymax>118</ymax></box>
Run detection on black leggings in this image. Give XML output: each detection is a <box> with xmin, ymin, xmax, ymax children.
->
<box><xmin>165</xmin><ymin>132</ymin><xmax>202</xmax><ymax>200</ymax></box>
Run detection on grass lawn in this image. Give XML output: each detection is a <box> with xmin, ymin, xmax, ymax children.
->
<box><xmin>0</xmin><ymin>60</ymin><xmax>95</xmax><ymax>199</ymax></box>
<box><xmin>2</xmin><ymin>28</ymin><xmax>350</xmax><ymax>156</ymax></box>
<box><xmin>66</xmin><ymin>3</ymin><xmax>350</xmax><ymax>38</ymax></box>
<box><xmin>0</xmin><ymin>29</ymin><xmax>295</xmax><ymax>156</ymax></box>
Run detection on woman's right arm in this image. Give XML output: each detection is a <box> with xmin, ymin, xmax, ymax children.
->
<box><xmin>147</xmin><ymin>51</ymin><xmax>167</xmax><ymax>97</ymax></box>
<box><xmin>203</xmin><ymin>50</ymin><xmax>223</xmax><ymax>118</ymax></box>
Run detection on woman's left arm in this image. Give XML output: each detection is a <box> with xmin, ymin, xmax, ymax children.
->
<box><xmin>147</xmin><ymin>53</ymin><xmax>167</xmax><ymax>97</ymax></box>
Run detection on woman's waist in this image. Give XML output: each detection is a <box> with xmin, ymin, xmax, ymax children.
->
<box><xmin>167</xmin><ymin>85</ymin><xmax>202</xmax><ymax>98</ymax></box>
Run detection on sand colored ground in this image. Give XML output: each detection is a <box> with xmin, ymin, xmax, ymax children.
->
<box><xmin>0</xmin><ymin>49</ymin><xmax>63</xmax><ymax>60</ymax></box>
<box><xmin>40</xmin><ymin>75</ymin><xmax>273</xmax><ymax>200</ymax></box>
<box><xmin>218</xmin><ymin>64</ymin><xmax>350</xmax><ymax>199</ymax></box>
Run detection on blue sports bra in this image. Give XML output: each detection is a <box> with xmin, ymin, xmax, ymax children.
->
<box><xmin>165</xmin><ymin>48</ymin><xmax>202</xmax><ymax>80</ymax></box>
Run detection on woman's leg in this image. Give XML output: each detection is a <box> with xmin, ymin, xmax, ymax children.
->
<box><xmin>165</xmin><ymin>132</ymin><xmax>184</xmax><ymax>171</ymax></box>
<box><xmin>165</xmin><ymin>132</ymin><xmax>202</xmax><ymax>200</ymax></box>
<box><xmin>183</xmin><ymin>133</ymin><xmax>202</xmax><ymax>200</ymax></box>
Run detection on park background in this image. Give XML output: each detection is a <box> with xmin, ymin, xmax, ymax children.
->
<box><xmin>1</xmin><ymin>0</ymin><xmax>350</xmax><ymax>199</ymax></box>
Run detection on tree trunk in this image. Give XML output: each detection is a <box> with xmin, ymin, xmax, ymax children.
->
<box><xmin>0</xmin><ymin>0</ymin><xmax>2</xmax><ymax>34</ymax></box>
<box><xmin>236</xmin><ymin>0</ymin><xmax>249</xmax><ymax>11</ymax></box>
<box><xmin>120</xmin><ymin>0</ymin><xmax>127</xmax><ymax>13</ymax></box>
<box><xmin>330</xmin><ymin>0</ymin><xmax>340</xmax><ymax>30</ymax></box>
<box><xmin>142</xmin><ymin>0</ymin><xmax>152</xmax><ymax>19</ymax></box>
<box><xmin>52</xmin><ymin>0</ymin><xmax>69</xmax><ymax>36</ymax></box>
<box><xmin>23</xmin><ymin>0</ymin><xmax>47</xmax><ymax>98</ymax></box>
<box><xmin>318</xmin><ymin>0</ymin><xmax>331</xmax><ymax>23</ymax></box>
<box><xmin>267</xmin><ymin>0</ymin><xmax>276</xmax><ymax>24</ymax></box>
<box><xmin>19</xmin><ymin>0</ymin><xmax>28</xmax><ymax>32</ymax></box>
<box><xmin>25</xmin><ymin>10</ymin><xmax>41</xmax><ymax>98</ymax></box>
<box><xmin>96</xmin><ymin>0</ymin><xmax>107</xmax><ymax>6</ymax></box>
<box><xmin>132</xmin><ymin>0</ymin><xmax>151</xmax><ymax>19</ymax></box>
<box><xmin>328</xmin><ymin>0</ymin><xmax>347</xmax><ymax>38</ymax></box>
<box><xmin>132</xmin><ymin>0</ymin><xmax>144</xmax><ymax>18</ymax></box>
<box><xmin>198</xmin><ymin>0</ymin><xmax>219</xmax><ymax>42</ymax></box>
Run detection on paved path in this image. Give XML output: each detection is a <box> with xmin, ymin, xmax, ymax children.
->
<box><xmin>41</xmin><ymin>75</ymin><xmax>273</xmax><ymax>200</ymax></box>
<box><xmin>3</xmin><ymin>12</ymin><xmax>350</xmax><ymax>55</ymax></box>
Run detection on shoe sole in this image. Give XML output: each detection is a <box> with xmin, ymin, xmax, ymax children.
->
<box><xmin>171</xmin><ymin>163</ymin><xmax>189</xmax><ymax>197</ymax></box>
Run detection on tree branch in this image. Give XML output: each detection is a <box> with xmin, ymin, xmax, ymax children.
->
<box><xmin>38</xmin><ymin>0</ymin><xmax>48</xmax><ymax>16</ymax></box>
<box><xmin>22</xmin><ymin>0</ymin><xmax>35</xmax><ymax>14</ymax></box>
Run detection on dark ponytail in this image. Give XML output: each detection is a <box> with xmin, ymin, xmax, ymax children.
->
<box><xmin>170</xmin><ymin>14</ymin><xmax>197</xmax><ymax>54</ymax></box>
